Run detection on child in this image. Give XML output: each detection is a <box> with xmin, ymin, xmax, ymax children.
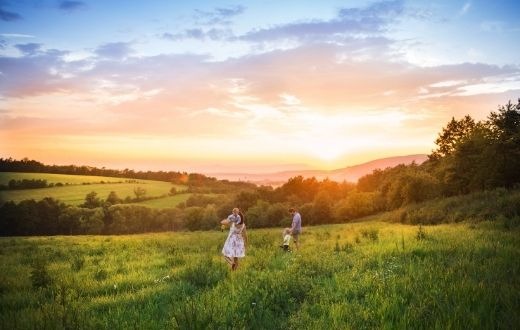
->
<box><xmin>280</xmin><ymin>228</ymin><xmax>292</xmax><ymax>252</ymax></box>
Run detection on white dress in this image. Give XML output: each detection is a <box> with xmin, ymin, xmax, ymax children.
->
<box><xmin>222</xmin><ymin>223</ymin><xmax>246</xmax><ymax>258</ymax></box>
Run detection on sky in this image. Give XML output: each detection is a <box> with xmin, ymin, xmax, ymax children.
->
<box><xmin>0</xmin><ymin>0</ymin><xmax>519</xmax><ymax>173</ymax></box>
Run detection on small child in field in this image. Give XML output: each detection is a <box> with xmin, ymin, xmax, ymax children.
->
<box><xmin>280</xmin><ymin>228</ymin><xmax>292</xmax><ymax>252</ymax></box>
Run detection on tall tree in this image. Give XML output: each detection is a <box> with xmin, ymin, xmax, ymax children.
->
<box><xmin>429</xmin><ymin>115</ymin><xmax>477</xmax><ymax>160</ymax></box>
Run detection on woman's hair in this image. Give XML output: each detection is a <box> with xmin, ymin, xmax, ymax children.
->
<box><xmin>238</xmin><ymin>210</ymin><xmax>245</xmax><ymax>225</ymax></box>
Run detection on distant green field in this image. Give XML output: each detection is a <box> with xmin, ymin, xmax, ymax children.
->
<box><xmin>0</xmin><ymin>221</ymin><xmax>518</xmax><ymax>329</ymax></box>
<box><xmin>132</xmin><ymin>193</ymin><xmax>192</xmax><ymax>209</ymax></box>
<box><xmin>0</xmin><ymin>172</ymin><xmax>129</xmax><ymax>185</ymax></box>
<box><xmin>0</xmin><ymin>172</ymin><xmax>186</xmax><ymax>206</ymax></box>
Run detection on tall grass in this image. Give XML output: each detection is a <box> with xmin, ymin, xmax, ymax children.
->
<box><xmin>380</xmin><ymin>188</ymin><xmax>520</xmax><ymax>226</ymax></box>
<box><xmin>0</xmin><ymin>221</ymin><xmax>519</xmax><ymax>329</ymax></box>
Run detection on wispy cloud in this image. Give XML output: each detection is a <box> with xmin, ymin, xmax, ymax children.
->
<box><xmin>194</xmin><ymin>5</ymin><xmax>245</xmax><ymax>25</ymax></box>
<box><xmin>0</xmin><ymin>33</ymin><xmax>35</xmax><ymax>38</ymax></box>
<box><xmin>241</xmin><ymin>0</ymin><xmax>403</xmax><ymax>42</ymax></box>
<box><xmin>15</xmin><ymin>43</ymin><xmax>42</xmax><ymax>56</ymax></box>
<box><xmin>162</xmin><ymin>28</ymin><xmax>234</xmax><ymax>41</ymax></box>
<box><xmin>459</xmin><ymin>2</ymin><xmax>471</xmax><ymax>16</ymax></box>
<box><xmin>58</xmin><ymin>1</ymin><xmax>86</xmax><ymax>12</ymax></box>
<box><xmin>95</xmin><ymin>42</ymin><xmax>134</xmax><ymax>59</ymax></box>
<box><xmin>0</xmin><ymin>6</ymin><xmax>22</xmax><ymax>21</ymax></box>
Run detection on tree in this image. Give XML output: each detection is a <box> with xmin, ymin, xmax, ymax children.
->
<box><xmin>486</xmin><ymin>99</ymin><xmax>520</xmax><ymax>188</ymax></box>
<box><xmin>246</xmin><ymin>200</ymin><xmax>270</xmax><ymax>228</ymax></box>
<box><xmin>201</xmin><ymin>204</ymin><xmax>218</xmax><ymax>230</ymax></box>
<box><xmin>78</xmin><ymin>208</ymin><xmax>105</xmax><ymax>234</ymax></box>
<box><xmin>82</xmin><ymin>191</ymin><xmax>102</xmax><ymax>209</ymax></box>
<box><xmin>311</xmin><ymin>191</ymin><xmax>333</xmax><ymax>225</ymax></box>
<box><xmin>133</xmin><ymin>187</ymin><xmax>147</xmax><ymax>201</ymax></box>
<box><xmin>430</xmin><ymin>115</ymin><xmax>477</xmax><ymax>160</ymax></box>
<box><xmin>233</xmin><ymin>191</ymin><xmax>260</xmax><ymax>212</ymax></box>
<box><xmin>105</xmin><ymin>191</ymin><xmax>122</xmax><ymax>206</ymax></box>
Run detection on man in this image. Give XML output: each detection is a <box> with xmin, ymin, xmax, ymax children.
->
<box><xmin>289</xmin><ymin>208</ymin><xmax>302</xmax><ymax>250</ymax></box>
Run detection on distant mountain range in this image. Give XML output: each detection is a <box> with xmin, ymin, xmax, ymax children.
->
<box><xmin>208</xmin><ymin>154</ymin><xmax>428</xmax><ymax>185</ymax></box>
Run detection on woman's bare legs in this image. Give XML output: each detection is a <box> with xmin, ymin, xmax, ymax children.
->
<box><xmin>232</xmin><ymin>257</ymin><xmax>238</xmax><ymax>271</ymax></box>
<box><xmin>224</xmin><ymin>256</ymin><xmax>234</xmax><ymax>268</ymax></box>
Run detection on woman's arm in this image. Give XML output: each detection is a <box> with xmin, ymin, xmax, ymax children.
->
<box><xmin>220</xmin><ymin>219</ymin><xmax>230</xmax><ymax>225</ymax></box>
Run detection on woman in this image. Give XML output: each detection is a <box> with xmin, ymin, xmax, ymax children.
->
<box><xmin>221</xmin><ymin>208</ymin><xmax>247</xmax><ymax>271</ymax></box>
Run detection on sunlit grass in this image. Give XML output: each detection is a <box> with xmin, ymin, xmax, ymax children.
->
<box><xmin>0</xmin><ymin>221</ymin><xmax>518</xmax><ymax>329</ymax></box>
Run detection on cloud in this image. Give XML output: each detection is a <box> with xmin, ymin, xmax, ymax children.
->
<box><xmin>0</xmin><ymin>33</ymin><xmax>35</xmax><ymax>38</ymax></box>
<box><xmin>162</xmin><ymin>28</ymin><xmax>234</xmax><ymax>41</ymax></box>
<box><xmin>58</xmin><ymin>1</ymin><xmax>86</xmax><ymax>12</ymax></box>
<box><xmin>2</xmin><ymin>37</ymin><xmax>519</xmax><ymax>172</ymax></box>
<box><xmin>15</xmin><ymin>43</ymin><xmax>42</xmax><ymax>55</ymax></box>
<box><xmin>459</xmin><ymin>2</ymin><xmax>471</xmax><ymax>16</ymax></box>
<box><xmin>2</xmin><ymin>36</ymin><xmax>519</xmax><ymax>150</ymax></box>
<box><xmin>194</xmin><ymin>5</ymin><xmax>245</xmax><ymax>25</ymax></box>
<box><xmin>95</xmin><ymin>42</ymin><xmax>134</xmax><ymax>59</ymax></box>
<box><xmin>0</xmin><ymin>6</ymin><xmax>22</xmax><ymax>21</ymax></box>
<box><xmin>241</xmin><ymin>0</ymin><xmax>403</xmax><ymax>42</ymax></box>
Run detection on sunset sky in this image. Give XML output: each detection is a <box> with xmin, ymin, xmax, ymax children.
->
<box><xmin>1</xmin><ymin>0</ymin><xmax>519</xmax><ymax>173</ymax></box>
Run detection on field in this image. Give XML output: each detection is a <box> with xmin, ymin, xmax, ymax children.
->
<box><xmin>0</xmin><ymin>220</ymin><xmax>518</xmax><ymax>329</ymax></box>
<box><xmin>0</xmin><ymin>172</ymin><xmax>186</xmax><ymax>207</ymax></box>
<box><xmin>130</xmin><ymin>194</ymin><xmax>192</xmax><ymax>209</ymax></box>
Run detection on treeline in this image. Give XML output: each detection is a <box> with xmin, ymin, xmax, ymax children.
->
<box><xmin>0</xmin><ymin>179</ymin><xmax>49</xmax><ymax>190</ymax></box>
<box><xmin>0</xmin><ymin>196</ymin><xmax>258</xmax><ymax>235</ymax></box>
<box><xmin>0</xmin><ymin>158</ymin><xmax>255</xmax><ymax>193</ymax></box>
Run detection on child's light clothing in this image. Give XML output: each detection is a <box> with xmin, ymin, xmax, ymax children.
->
<box><xmin>281</xmin><ymin>233</ymin><xmax>291</xmax><ymax>251</ymax></box>
<box><xmin>283</xmin><ymin>234</ymin><xmax>291</xmax><ymax>246</ymax></box>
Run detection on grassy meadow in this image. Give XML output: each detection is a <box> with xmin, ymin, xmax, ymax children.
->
<box><xmin>0</xmin><ymin>172</ymin><xmax>186</xmax><ymax>207</ymax></box>
<box><xmin>0</xmin><ymin>220</ymin><xmax>518</xmax><ymax>329</ymax></box>
<box><xmin>128</xmin><ymin>193</ymin><xmax>192</xmax><ymax>209</ymax></box>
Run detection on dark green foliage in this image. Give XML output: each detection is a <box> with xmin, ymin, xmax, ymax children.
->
<box><xmin>416</xmin><ymin>225</ymin><xmax>427</xmax><ymax>240</ymax></box>
<box><xmin>70</xmin><ymin>255</ymin><xmax>85</xmax><ymax>271</ymax></box>
<box><xmin>30</xmin><ymin>259</ymin><xmax>52</xmax><ymax>288</ymax></box>
<box><xmin>0</xmin><ymin>178</ymin><xmax>48</xmax><ymax>190</ymax></box>
<box><xmin>172</xmin><ymin>296</ymin><xmax>219</xmax><ymax>330</ymax></box>
<box><xmin>81</xmin><ymin>191</ymin><xmax>102</xmax><ymax>209</ymax></box>
<box><xmin>94</xmin><ymin>268</ymin><xmax>108</xmax><ymax>281</ymax></box>
<box><xmin>381</xmin><ymin>188</ymin><xmax>520</xmax><ymax>225</ymax></box>
<box><xmin>430</xmin><ymin>115</ymin><xmax>477</xmax><ymax>160</ymax></box>
<box><xmin>105</xmin><ymin>191</ymin><xmax>122</xmax><ymax>205</ymax></box>
<box><xmin>179</xmin><ymin>258</ymin><xmax>227</xmax><ymax>289</ymax></box>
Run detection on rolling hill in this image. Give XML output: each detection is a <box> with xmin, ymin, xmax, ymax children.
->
<box><xmin>209</xmin><ymin>154</ymin><xmax>428</xmax><ymax>185</ymax></box>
